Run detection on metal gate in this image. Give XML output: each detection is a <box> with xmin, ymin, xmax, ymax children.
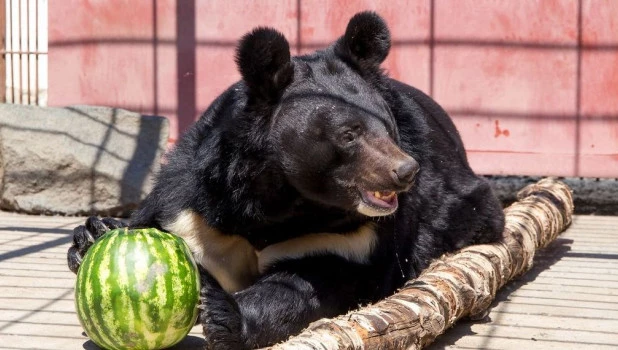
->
<box><xmin>1</xmin><ymin>0</ymin><xmax>47</xmax><ymax>105</ymax></box>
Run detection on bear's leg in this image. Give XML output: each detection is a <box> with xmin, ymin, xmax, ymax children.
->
<box><xmin>200</xmin><ymin>258</ymin><xmax>362</xmax><ymax>349</ymax></box>
<box><xmin>200</xmin><ymin>272</ymin><xmax>325</xmax><ymax>350</ymax></box>
<box><xmin>199</xmin><ymin>272</ymin><xmax>246</xmax><ymax>350</ymax></box>
<box><xmin>235</xmin><ymin>272</ymin><xmax>329</xmax><ymax>348</ymax></box>
<box><xmin>67</xmin><ymin>217</ymin><xmax>127</xmax><ymax>273</ymax></box>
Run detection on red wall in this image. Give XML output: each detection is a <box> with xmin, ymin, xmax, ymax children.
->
<box><xmin>48</xmin><ymin>0</ymin><xmax>618</xmax><ymax>177</ymax></box>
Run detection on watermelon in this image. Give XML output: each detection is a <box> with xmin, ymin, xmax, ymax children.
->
<box><xmin>75</xmin><ymin>227</ymin><xmax>201</xmax><ymax>350</ymax></box>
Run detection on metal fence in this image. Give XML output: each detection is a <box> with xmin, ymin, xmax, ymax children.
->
<box><xmin>1</xmin><ymin>0</ymin><xmax>47</xmax><ymax>105</ymax></box>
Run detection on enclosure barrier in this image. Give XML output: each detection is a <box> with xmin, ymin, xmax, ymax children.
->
<box><xmin>268</xmin><ymin>178</ymin><xmax>574</xmax><ymax>350</ymax></box>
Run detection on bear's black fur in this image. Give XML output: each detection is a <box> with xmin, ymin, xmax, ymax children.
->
<box><xmin>68</xmin><ymin>12</ymin><xmax>504</xmax><ymax>349</ymax></box>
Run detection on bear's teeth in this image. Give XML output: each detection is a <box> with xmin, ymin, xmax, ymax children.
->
<box><xmin>374</xmin><ymin>191</ymin><xmax>396</xmax><ymax>200</ymax></box>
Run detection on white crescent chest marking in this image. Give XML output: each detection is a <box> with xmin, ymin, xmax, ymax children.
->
<box><xmin>256</xmin><ymin>223</ymin><xmax>378</xmax><ymax>273</ymax></box>
<box><xmin>165</xmin><ymin>210</ymin><xmax>378</xmax><ymax>293</ymax></box>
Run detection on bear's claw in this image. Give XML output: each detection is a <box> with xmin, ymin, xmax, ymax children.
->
<box><xmin>67</xmin><ymin>216</ymin><xmax>127</xmax><ymax>274</ymax></box>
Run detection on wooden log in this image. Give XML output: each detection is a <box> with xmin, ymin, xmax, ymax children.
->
<box><xmin>268</xmin><ymin>178</ymin><xmax>574</xmax><ymax>350</ymax></box>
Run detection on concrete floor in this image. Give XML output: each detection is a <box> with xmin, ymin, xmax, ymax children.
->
<box><xmin>1</xmin><ymin>212</ymin><xmax>617</xmax><ymax>349</ymax></box>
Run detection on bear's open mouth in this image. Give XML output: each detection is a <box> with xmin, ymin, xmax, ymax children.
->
<box><xmin>363</xmin><ymin>191</ymin><xmax>397</xmax><ymax>208</ymax></box>
<box><xmin>357</xmin><ymin>190</ymin><xmax>399</xmax><ymax>217</ymax></box>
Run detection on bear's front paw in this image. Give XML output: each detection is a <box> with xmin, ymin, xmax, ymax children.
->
<box><xmin>67</xmin><ymin>216</ymin><xmax>127</xmax><ymax>274</ymax></box>
<box><xmin>199</xmin><ymin>274</ymin><xmax>246</xmax><ymax>350</ymax></box>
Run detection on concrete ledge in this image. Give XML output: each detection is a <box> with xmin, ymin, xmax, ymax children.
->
<box><xmin>0</xmin><ymin>104</ymin><xmax>169</xmax><ymax>217</ymax></box>
<box><xmin>486</xmin><ymin>175</ymin><xmax>618</xmax><ymax>215</ymax></box>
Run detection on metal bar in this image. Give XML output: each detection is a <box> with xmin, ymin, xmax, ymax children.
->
<box><xmin>574</xmin><ymin>0</ymin><xmax>583</xmax><ymax>176</ymax></box>
<box><xmin>152</xmin><ymin>0</ymin><xmax>158</xmax><ymax>116</ymax></box>
<box><xmin>26</xmin><ymin>0</ymin><xmax>29</xmax><ymax>104</ymax></box>
<box><xmin>18</xmin><ymin>0</ymin><xmax>21</xmax><ymax>104</ymax></box>
<box><xmin>34</xmin><ymin>0</ymin><xmax>37</xmax><ymax>105</ymax></box>
<box><xmin>429</xmin><ymin>0</ymin><xmax>435</xmax><ymax>97</ymax></box>
<box><xmin>175</xmin><ymin>0</ymin><xmax>197</xmax><ymax>134</ymax></box>
<box><xmin>0</xmin><ymin>49</ymin><xmax>47</xmax><ymax>54</ymax></box>
<box><xmin>17</xmin><ymin>0</ymin><xmax>24</xmax><ymax>104</ymax></box>
<box><xmin>8</xmin><ymin>0</ymin><xmax>14</xmax><ymax>103</ymax></box>
<box><xmin>295</xmin><ymin>0</ymin><xmax>301</xmax><ymax>54</ymax></box>
<box><xmin>0</xmin><ymin>0</ymin><xmax>6</xmax><ymax>103</ymax></box>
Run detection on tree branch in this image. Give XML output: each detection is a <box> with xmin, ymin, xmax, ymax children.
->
<box><xmin>268</xmin><ymin>178</ymin><xmax>574</xmax><ymax>350</ymax></box>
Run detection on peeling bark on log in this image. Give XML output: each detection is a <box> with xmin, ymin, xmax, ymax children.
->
<box><xmin>267</xmin><ymin>178</ymin><xmax>574</xmax><ymax>350</ymax></box>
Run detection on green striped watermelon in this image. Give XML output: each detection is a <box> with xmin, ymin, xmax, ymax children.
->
<box><xmin>75</xmin><ymin>227</ymin><xmax>200</xmax><ymax>350</ymax></box>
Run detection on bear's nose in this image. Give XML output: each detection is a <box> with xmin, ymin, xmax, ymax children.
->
<box><xmin>393</xmin><ymin>159</ymin><xmax>419</xmax><ymax>186</ymax></box>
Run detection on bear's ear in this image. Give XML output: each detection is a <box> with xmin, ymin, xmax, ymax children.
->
<box><xmin>236</xmin><ymin>27</ymin><xmax>294</xmax><ymax>101</ymax></box>
<box><xmin>335</xmin><ymin>11</ymin><xmax>391</xmax><ymax>72</ymax></box>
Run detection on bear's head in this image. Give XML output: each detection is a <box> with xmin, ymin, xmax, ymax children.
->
<box><xmin>236</xmin><ymin>12</ymin><xmax>419</xmax><ymax>217</ymax></box>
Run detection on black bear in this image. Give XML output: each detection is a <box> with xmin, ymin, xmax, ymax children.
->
<box><xmin>68</xmin><ymin>11</ymin><xmax>504</xmax><ymax>349</ymax></box>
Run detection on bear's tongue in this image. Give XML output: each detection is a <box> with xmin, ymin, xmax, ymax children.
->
<box><xmin>364</xmin><ymin>191</ymin><xmax>398</xmax><ymax>209</ymax></box>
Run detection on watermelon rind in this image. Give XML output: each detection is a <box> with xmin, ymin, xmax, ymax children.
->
<box><xmin>75</xmin><ymin>228</ymin><xmax>200</xmax><ymax>350</ymax></box>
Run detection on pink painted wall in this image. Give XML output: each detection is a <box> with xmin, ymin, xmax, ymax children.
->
<box><xmin>48</xmin><ymin>0</ymin><xmax>618</xmax><ymax>177</ymax></box>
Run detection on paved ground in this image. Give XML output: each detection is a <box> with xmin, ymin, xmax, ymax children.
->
<box><xmin>0</xmin><ymin>211</ymin><xmax>617</xmax><ymax>349</ymax></box>
<box><xmin>0</xmin><ymin>212</ymin><xmax>204</xmax><ymax>350</ymax></box>
<box><xmin>429</xmin><ymin>215</ymin><xmax>618</xmax><ymax>350</ymax></box>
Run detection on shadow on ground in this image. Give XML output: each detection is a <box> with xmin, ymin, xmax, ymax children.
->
<box><xmin>82</xmin><ymin>335</ymin><xmax>206</xmax><ymax>350</ymax></box>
